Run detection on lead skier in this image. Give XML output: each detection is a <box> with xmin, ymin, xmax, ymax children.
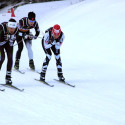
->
<box><xmin>0</xmin><ymin>18</ymin><xmax>19</xmax><ymax>85</ymax></box>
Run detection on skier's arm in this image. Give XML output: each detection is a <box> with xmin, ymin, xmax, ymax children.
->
<box><xmin>34</xmin><ymin>22</ymin><xmax>40</xmax><ymax>38</ymax></box>
<box><xmin>43</xmin><ymin>32</ymin><xmax>54</xmax><ymax>49</ymax></box>
<box><xmin>18</xmin><ymin>19</ymin><xmax>29</xmax><ymax>32</ymax></box>
<box><xmin>0</xmin><ymin>25</ymin><xmax>6</xmax><ymax>46</ymax></box>
<box><xmin>55</xmin><ymin>33</ymin><xmax>65</xmax><ymax>49</ymax></box>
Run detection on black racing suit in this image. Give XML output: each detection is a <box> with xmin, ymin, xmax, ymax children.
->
<box><xmin>0</xmin><ymin>22</ymin><xmax>19</xmax><ymax>78</ymax></box>
<box><xmin>15</xmin><ymin>17</ymin><xmax>40</xmax><ymax>60</ymax></box>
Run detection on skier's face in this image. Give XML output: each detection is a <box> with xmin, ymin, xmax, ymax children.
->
<box><xmin>28</xmin><ymin>19</ymin><xmax>35</xmax><ymax>26</ymax></box>
<box><xmin>53</xmin><ymin>34</ymin><xmax>60</xmax><ymax>39</ymax></box>
<box><xmin>8</xmin><ymin>27</ymin><xmax>16</xmax><ymax>34</ymax></box>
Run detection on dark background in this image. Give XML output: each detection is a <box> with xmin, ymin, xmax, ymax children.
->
<box><xmin>0</xmin><ymin>0</ymin><xmax>62</xmax><ymax>9</ymax></box>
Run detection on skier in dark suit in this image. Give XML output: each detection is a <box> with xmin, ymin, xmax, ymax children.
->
<box><xmin>0</xmin><ymin>18</ymin><xmax>19</xmax><ymax>85</ymax></box>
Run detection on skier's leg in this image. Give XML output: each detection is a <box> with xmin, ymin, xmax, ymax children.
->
<box><xmin>40</xmin><ymin>38</ymin><xmax>52</xmax><ymax>80</ymax></box>
<box><xmin>40</xmin><ymin>52</ymin><xmax>52</xmax><ymax>81</ymax></box>
<box><xmin>5</xmin><ymin>43</ymin><xmax>13</xmax><ymax>85</ymax></box>
<box><xmin>14</xmin><ymin>35</ymin><xmax>23</xmax><ymax>69</ymax></box>
<box><xmin>25</xmin><ymin>39</ymin><xmax>35</xmax><ymax>69</ymax></box>
<box><xmin>52</xmin><ymin>47</ymin><xmax>65</xmax><ymax>81</ymax></box>
<box><xmin>0</xmin><ymin>46</ymin><xmax>5</xmax><ymax>70</ymax></box>
<box><xmin>25</xmin><ymin>40</ymin><xmax>33</xmax><ymax>60</ymax></box>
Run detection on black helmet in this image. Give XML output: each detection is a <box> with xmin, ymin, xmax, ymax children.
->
<box><xmin>9</xmin><ymin>18</ymin><xmax>16</xmax><ymax>22</ymax></box>
<box><xmin>28</xmin><ymin>11</ymin><xmax>36</xmax><ymax>21</ymax></box>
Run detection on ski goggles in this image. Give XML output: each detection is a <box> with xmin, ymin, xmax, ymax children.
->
<box><xmin>29</xmin><ymin>20</ymin><xmax>35</xmax><ymax>23</ymax></box>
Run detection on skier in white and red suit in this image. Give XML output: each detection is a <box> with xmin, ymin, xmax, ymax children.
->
<box><xmin>40</xmin><ymin>24</ymin><xmax>65</xmax><ymax>81</ymax></box>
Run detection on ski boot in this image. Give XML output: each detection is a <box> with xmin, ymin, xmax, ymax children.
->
<box><xmin>40</xmin><ymin>72</ymin><xmax>45</xmax><ymax>81</ymax></box>
<box><xmin>14</xmin><ymin>59</ymin><xmax>19</xmax><ymax>70</ymax></box>
<box><xmin>5</xmin><ymin>75</ymin><xmax>12</xmax><ymax>85</ymax></box>
<box><xmin>29</xmin><ymin>59</ymin><xmax>35</xmax><ymax>70</ymax></box>
<box><xmin>58</xmin><ymin>73</ymin><xmax>65</xmax><ymax>81</ymax></box>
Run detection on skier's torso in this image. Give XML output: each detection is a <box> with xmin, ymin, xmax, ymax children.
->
<box><xmin>18</xmin><ymin>17</ymin><xmax>40</xmax><ymax>37</ymax></box>
<box><xmin>43</xmin><ymin>27</ymin><xmax>65</xmax><ymax>49</ymax></box>
<box><xmin>0</xmin><ymin>22</ymin><xmax>19</xmax><ymax>46</ymax></box>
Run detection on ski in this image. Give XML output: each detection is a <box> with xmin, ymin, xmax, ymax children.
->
<box><xmin>13</xmin><ymin>69</ymin><xmax>25</xmax><ymax>74</ymax></box>
<box><xmin>54</xmin><ymin>79</ymin><xmax>75</xmax><ymax>87</ymax></box>
<box><xmin>27</xmin><ymin>68</ymin><xmax>40</xmax><ymax>74</ymax></box>
<box><xmin>34</xmin><ymin>79</ymin><xmax>54</xmax><ymax>87</ymax></box>
<box><xmin>0</xmin><ymin>84</ymin><xmax>24</xmax><ymax>92</ymax></box>
<box><xmin>0</xmin><ymin>89</ymin><xmax>5</xmax><ymax>91</ymax></box>
<box><xmin>35</xmin><ymin>70</ymin><xmax>41</xmax><ymax>74</ymax></box>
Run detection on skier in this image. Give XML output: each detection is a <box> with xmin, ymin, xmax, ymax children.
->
<box><xmin>40</xmin><ymin>24</ymin><xmax>65</xmax><ymax>81</ymax></box>
<box><xmin>14</xmin><ymin>11</ymin><xmax>40</xmax><ymax>70</ymax></box>
<box><xmin>0</xmin><ymin>18</ymin><xmax>19</xmax><ymax>85</ymax></box>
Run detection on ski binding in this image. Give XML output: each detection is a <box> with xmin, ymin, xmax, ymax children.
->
<box><xmin>54</xmin><ymin>79</ymin><xmax>75</xmax><ymax>87</ymax></box>
<box><xmin>34</xmin><ymin>78</ymin><xmax>54</xmax><ymax>87</ymax></box>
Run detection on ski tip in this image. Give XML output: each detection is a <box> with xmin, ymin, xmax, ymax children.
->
<box><xmin>20</xmin><ymin>89</ymin><xmax>24</xmax><ymax>92</ymax></box>
<box><xmin>27</xmin><ymin>68</ymin><xmax>41</xmax><ymax>74</ymax></box>
<box><xmin>50</xmin><ymin>85</ymin><xmax>54</xmax><ymax>87</ymax></box>
<box><xmin>0</xmin><ymin>89</ymin><xmax>5</xmax><ymax>91</ymax></box>
<box><xmin>13</xmin><ymin>69</ymin><xmax>25</xmax><ymax>74</ymax></box>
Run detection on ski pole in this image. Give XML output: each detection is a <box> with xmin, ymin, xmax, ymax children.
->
<box><xmin>13</xmin><ymin>34</ymin><xmax>44</xmax><ymax>46</ymax></box>
<box><xmin>13</xmin><ymin>40</ymin><xmax>22</xmax><ymax>47</ymax></box>
<box><xmin>38</xmin><ymin>36</ymin><xmax>42</xmax><ymax>39</ymax></box>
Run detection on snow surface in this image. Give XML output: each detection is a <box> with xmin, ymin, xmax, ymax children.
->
<box><xmin>0</xmin><ymin>0</ymin><xmax>125</xmax><ymax>125</ymax></box>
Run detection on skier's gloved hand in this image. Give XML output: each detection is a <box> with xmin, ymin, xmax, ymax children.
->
<box><xmin>48</xmin><ymin>40</ymin><xmax>51</xmax><ymax>44</ymax></box>
<box><xmin>51</xmin><ymin>41</ymin><xmax>55</xmax><ymax>45</ymax></box>
<box><xmin>55</xmin><ymin>42</ymin><xmax>61</xmax><ymax>49</ymax></box>
<box><xmin>4</xmin><ymin>34</ymin><xmax>11</xmax><ymax>41</ymax></box>
<box><xmin>11</xmin><ymin>35</ymin><xmax>16</xmax><ymax>41</ymax></box>
<box><xmin>28</xmin><ymin>33</ymin><xmax>34</xmax><ymax>40</ymax></box>
<box><xmin>24</xmin><ymin>34</ymin><xmax>29</xmax><ymax>39</ymax></box>
<box><xmin>48</xmin><ymin>36</ymin><xmax>55</xmax><ymax>45</ymax></box>
<box><xmin>48</xmin><ymin>40</ymin><xmax>54</xmax><ymax>46</ymax></box>
<box><xmin>33</xmin><ymin>36</ymin><xmax>37</xmax><ymax>39</ymax></box>
<box><xmin>51</xmin><ymin>36</ymin><xmax>54</xmax><ymax>42</ymax></box>
<box><xmin>56</xmin><ymin>42</ymin><xmax>60</xmax><ymax>46</ymax></box>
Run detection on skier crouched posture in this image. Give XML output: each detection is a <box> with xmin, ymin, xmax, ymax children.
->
<box><xmin>0</xmin><ymin>18</ymin><xmax>18</xmax><ymax>85</ymax></box>
<box><xmin>14</xmin><ymin>11</ymin><xmax>40</xmax><ymax>70</ymax></box>
<box><xmin>40</xmin><ymin>24</ymin><xmax>65</xmax><ymax>81</ymax></box>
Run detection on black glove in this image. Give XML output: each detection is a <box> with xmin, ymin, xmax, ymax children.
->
<box><xmin>48</xmin><ymin>36</ymin><xmax>54</xmax><ymax>45</ymax></box>
<box><xmin>51</xmin><ymin>36</ymin><xmax>54</xmax><ymax>42</ymax></box>
<box><xmin>24</xmin><ymin>32</ymin><xmax>34</xmax><ymax>40</ymax></box>
<box><xmin>48</xmin><ymin>40</ymin><xmax>55</xmax><ymax>45</ymax></box>
<box><xmin>33</xmin><ymin>36</ymin><xmax>37</xmax><ymax>39</ymax></box>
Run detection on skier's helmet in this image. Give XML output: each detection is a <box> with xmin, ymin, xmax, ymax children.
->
<box><xmin>8</xmin><ymin>18</ymin><xmax>17</xmax><ymax>28</ymax></box>
<box><xmin>52</xmin><ymin>24</ymin><xmax>61</xmax><ymax>36</ymax></box>
<box><xmin>28</xmin><ymin>11</ymin><xmax>36</xmax><ymax>21</ymax></box>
